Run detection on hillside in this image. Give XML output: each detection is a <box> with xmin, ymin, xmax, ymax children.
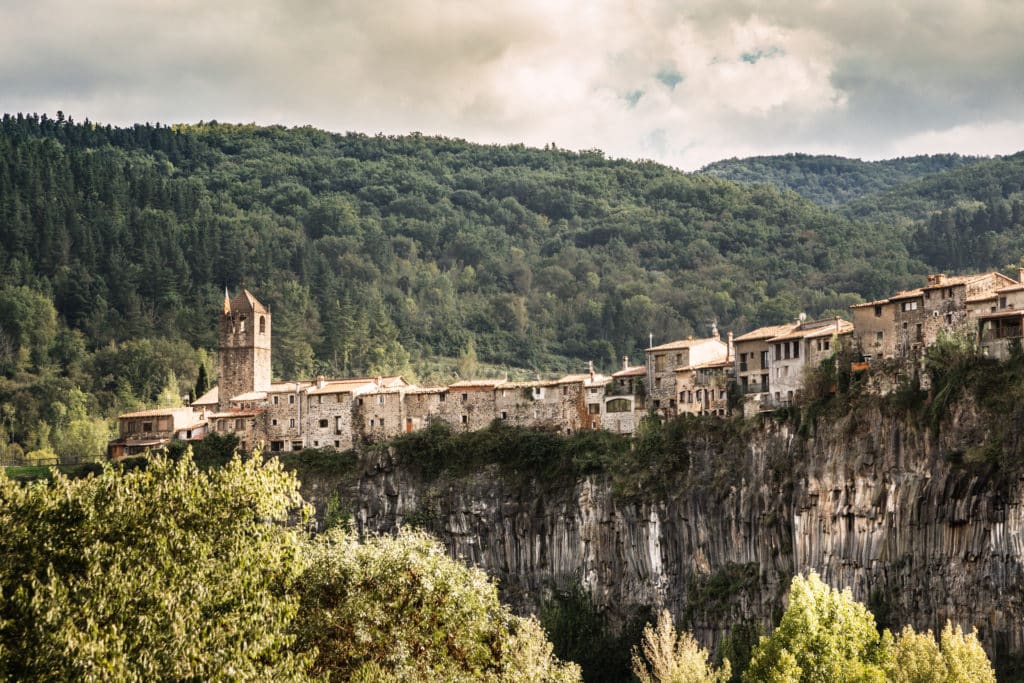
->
<box><xmin>9</xmin><ymin>114</ymin><xmax>1024</xmax><ymax>456</ymax></box>
<box><xmin>701</xmin><ymin>153</ymin><xmax>979</xmax><ymax>207</ymax></box>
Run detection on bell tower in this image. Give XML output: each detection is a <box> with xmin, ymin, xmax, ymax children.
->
<box><xmin>218</xmin><ymin>289</ymin><xmax>272</xmax><ymax>411</ymax></box>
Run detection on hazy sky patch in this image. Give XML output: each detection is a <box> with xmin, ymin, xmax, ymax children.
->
<box><xmin>1</xmin><ymin>0</ymin><xmax>1022</xmax><ymax>169</ymax></box>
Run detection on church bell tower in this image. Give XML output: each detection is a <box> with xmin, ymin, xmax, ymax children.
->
<box><xmin>218</xmin><ymin>289</ymin><xmax>272</xmax><ymax>411</ymax></box>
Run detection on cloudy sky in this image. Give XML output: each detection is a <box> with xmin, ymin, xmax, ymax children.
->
<box><xmin>2</xmin><ymin>0</ymin><xmax>1023</xmax><ymax>169</ymax></box>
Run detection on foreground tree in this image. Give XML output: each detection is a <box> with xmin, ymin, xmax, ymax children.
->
<box><xmin>744</xmin><ymin>572</ymin><xmax>892</xmax><ymax>682</ymax></box>
<box><xmin>0</xmin><ymin>452</ymin><xmax>313</xmax><ymax>681</ymax></box>
<box><xmin>631</xmin><ymin>609</ymin><xmax>731</xmax><ymax>683</ymax></box>
<box><xmin>887</xmin><ymin>622</ymin><xmax>996</xmax><ymax>683</ymax></box>
<box><xmin>292</xmin><ymin>529</ymin><xmax>581</xmax><ymax>682</ymax></box>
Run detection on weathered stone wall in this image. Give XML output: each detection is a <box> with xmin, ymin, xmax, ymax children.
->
<box><xmin>305</xmin><ymin>392</ymin><xmax>355</xmax><ymax>450</ymax></box>
<box><xmin>303</xmin><ymin>400</ymin><xmax>1024</xmax><ymax>666</ymax></box>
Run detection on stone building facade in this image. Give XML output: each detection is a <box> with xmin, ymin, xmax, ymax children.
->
<box><xmin>218</xmin><ymin>290</ymin><xmax>272</xmax><ymax>412</ymax></box>
<box><xmin>117</xmin><ymin>273</ymin><xmax>1024</xmax><ymax>458</ymax></box>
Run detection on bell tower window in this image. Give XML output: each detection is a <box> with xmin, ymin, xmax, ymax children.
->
<box><xmin>259</xmin><ymin>316</ymin><xmax>266</xmax><ymax>334</ymax></box>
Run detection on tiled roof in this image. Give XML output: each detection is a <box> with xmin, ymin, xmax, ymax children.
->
<box><xmin>404</xmin><ymin>386</ymin><xmax>448</xmax><ymax>395</ymax></box>
<box><xmin>306</xmin><ymin>379</ymin><xmax>377</xmax><ymax>396</ymax></box>
<box><xmin>228</xmin><ymin>289</ymin><xmax>270</xmax><ymax>315</ymax></box>
<box><xmin>118</xmin><ymin>408</ymin><xmax>192</xmax><ymax>419</ymax></box>
<box><xmin>769</xmin><ymin>319</ymin><xmax>853</xmax><ymax>342</ymax></box>
<box><xmin>612</xmin><ymin>366</ymin><xmax>646</xmax><ymax>378</ymax></box>
<box><xmin>229</xmin><ymin>391</ymin><xmax>267</xmax><ymax>402</ymax></box>
<box><xmin>191</xmin><ymin>386</ymin><xmax>219</xmax><ymax>405</ymax></box>
<box><xmin>448</xmin><ymin>379</ymin><xmax>507</xmax><ymax>389</ymax></box>
<box><xmin>646</xmin><ymin>337</ymin><xmax>723</xmax><ymax>352</ymax></box>
<box><xmin>733</xmin><ymin>324</ymin><xmax>796</xmax><ymax>342</ymax></box>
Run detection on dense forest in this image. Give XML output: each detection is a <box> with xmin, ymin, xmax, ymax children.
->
<box><xmin>1</xmin><ymin>112</ymin><xmax>1023</xmax><ymax>457</ymax></box>
<box><xmin>701</xmin><ymin>153</ymin><xmax>979</xmax><ymax>207</ymax></box>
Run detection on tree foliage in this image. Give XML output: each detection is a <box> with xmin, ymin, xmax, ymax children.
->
<box><xmin>292</xmin><ymin>528</ymin><xmax>580</xmax><ymax>682</ymax></box>
<box><xmin>632</xmin><ymin>609</ymin><xmax>731</xmax><ymax>683</ymax></box>
<box><xmin>744</xmin><ymin>572</ymin><xmax>892</xmax><ymax>682</ymax></box>
<box><xmin>0</xmin><ymin>452</ymin><xmax>312</xmax><ymax>681</ymax></box>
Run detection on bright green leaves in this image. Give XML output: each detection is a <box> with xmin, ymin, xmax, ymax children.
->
<box><xmin>744</xmin><ymin>573</ymin><xmax>997</xmax><ymax>683</ymax></box>
<box><xmin>292</xmin><ymin>529</ymin><xmax>580</xmax><ymax>682</ymax></box>
<box><xmin>0</xmin><ymin>452</ymin><xmax>312</xmax><ymax>682</ymax></box>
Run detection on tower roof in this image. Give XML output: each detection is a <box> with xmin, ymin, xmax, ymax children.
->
<box><xmin>227</xmin><ymin>289</ymin><xmax>269</xmax><ymax>314</ymax></box>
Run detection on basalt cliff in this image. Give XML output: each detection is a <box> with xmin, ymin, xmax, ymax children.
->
<box><xmin>296</xmin><ymin>398</ymin><xmax>1024</xmax><ymax>672</ymax></box>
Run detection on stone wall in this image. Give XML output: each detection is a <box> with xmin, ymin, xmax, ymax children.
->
<box><xmin>318</xmin><ymin>399</ymin><xmax>1024</xmax><ymax>669</ymax></box>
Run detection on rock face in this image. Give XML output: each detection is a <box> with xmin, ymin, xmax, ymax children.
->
<box><xmin>303</xmin><ymin>402</ymin><xmax>1024</xmax><ymax>665</ymax></box>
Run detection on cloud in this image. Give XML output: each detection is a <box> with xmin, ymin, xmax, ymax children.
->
<box><xmin>1</xmin><ymin>0</ymin><xmax>1023</xmax><ymax>169</ymax></box>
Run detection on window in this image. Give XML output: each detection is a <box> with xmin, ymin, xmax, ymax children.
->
<box><xmin>234</xmin><ymin>419</ymin><xmax>244</xmax><ymax>431</ymax></box>
<box><xmin>901</xmin><ymin>300</ymin><xmax>918</xmax><ymax>312</ymax></box>
<box><xmin>289</xmin><ymin>395</ymin><xmax>295</xmax><ymax>404</ymax></box>
<box><xmin>319</xmin><ymin>419</ymin><xmax>328</xmax><ymax>428</ymax></box>
<box><xmin>273</xmin><ymin>395</ymin><xmax>279</xmax><ymax>405</ymax></box>
<box><xmin>289</xmin><ymin>418</ymin><xmax>296</xmax><ymax>428</ymax></box>
<box><xmin>654</xmin><ymin>355</ymin><xmax>665</xmax><ymax>372</ymax></box>
<box><xmin>532</xmin><ymin>387</ymin><xmax>544</xmax><ymax>399</ymax></box>
<box><xmin>271</xmin><ymin>419</ymin><xmax>278</xmax><ymax>426</ymax></box>
<box><xmin>313</xmin><ymin>441</ymin><xmax>319</xmax><ymax>447</ymax></box>
<box><xmin>461</xmin><ymin>415</ymin><xmax>468</xmax><ymax>424</ymax></box>
<box><xmin>1001</xmin><ymin>296</ymin><xmax>1008</xmax><ymax>309</ymax></box>
<box><xmin>876</xmin><ymin>331</ymin><xmax>883</xmax><ymax>341</ymax></box>
<box><xmin>317</xmin><ymin>395</ymin><xmax>322</xmax><ymax>404</ymax></box>
<box><xmin>675</xmin><ymin>353</ymin><xmax>682</xmax><ymax>365</ymax></box>
<box><xmin>606</xmin><ymin>398</ymin><xmax>630</xmax><ymax>413</ymax></box>
<box><xmin>823</xmin><ymin>340</ymin><xmax>830</xmax><ymax>351</ymax></box>
<box><xmin>874</xmin><ymin>305</ymin><xmax>882</xmax><ymax>317</ymax></box>
<box><xmin>945</xmin><ymin>313</ymin><xmax>952</xmax><ymax>324</ymax></box>
<box><xmin>562</xmin><ymin>386</ymin><xmax>568</xmax><ymax>396</ymax></box>
<box><xmin>380</xmin><ymin>418</ymin><xmax>385</xmax><ymax>428</ymax></box>
<box><xmin>439</xmin><ymin>393</ymin><xmax>446</xmax><ymax>402</ymax></box>
<box><xmin>783</xmin><ymin>344</ymin><xmax>790</xmax><ymax>360</ymax></box>
<box><xmin>334</xmin><ymin>440</ymin><xmax>340</xmax><ymax>448</ymax></box>
<box><xmin>654</xmin><ymin>377</ymin><xmax>661</xmax><ymax>389</ymax></box>
<box><xmin>142</xmin><ymin>421</ymin><xmax>153</xmax><ymax>432</ymax></box>
<box><xmin>379</xmin><ymin>395</ymin><xmax>386</xmax><ymax>404</ymax></box>
<box><xmin>270</xmin><ymin>441</ymin><xmax>284</xmax><ymax>452</ymax></box>
<box><xmin>357</xmin><ymin>397</ymin><xmax>364</xmax><ymax>406</ymax></box>
<box><xmin>259</xmin><ymin>316</ymin><xmax>266</xmax><ymax>333</ymax></box>
<box><xmin>760</xmin><ymin>350</ymin><xmax>768</xmax><ymax>367</ymax></box>
<box><xmin>336</xmin><ymin>417</ymin><xmax>343</xmax><ymax>434</ymax></box>
<box><xmin>792</xmin><ymin>342</ymin><xmax>799</xmax><ymax>359</ymax></box>
<box><xmin>461</xmin><ymin>393</ymin><xmax>468</xmax><ymax>402</ymax></box>
<box><xmin>291</xmin><ymin>441</ymin><xmax>303</xmax><ymax>451</ymax></box>
<box><xmin>501</xmin><ymin>411</ymin><xmax>508</xmax><ymax>420</ymax></box>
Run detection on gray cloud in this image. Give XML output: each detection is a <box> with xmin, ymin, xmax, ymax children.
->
<box><xmin>1</xmin><ymin>0</ymin><xmax>1022</xmax><ymax>168</ymax></box>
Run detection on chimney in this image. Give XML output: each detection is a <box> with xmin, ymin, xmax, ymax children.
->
<box><xmin>1018</xmin><ymin>267</ymin><xmax>1024</xmax><ymax>284</ymax></box>
<box><xmin>316</xmin><ymin>375</ymin><xmax>326</xmax><ymax>389</ymax></box>
<box><xmin>375</xmin><ymin>376</ymin><xmax>383</xmax><ymax>388</ymax></box>
<box><xmin>727</xmin><ymin>332</ymin><xmax>734</xmax><ymax>361</ymax></box>
<box><xmin>622</xmin><ymin>355</ymin><xmax>630</xmax><ymax>371</ymax></box>
<box><xmin>588</xmin><ymin>360</ymin><xmax>595</xmax><ymax>380</ymax></box>
<box><xmin>711</xmin><ymin>321</ymin><xmax>719</xmax><ymax>340</ymax></box>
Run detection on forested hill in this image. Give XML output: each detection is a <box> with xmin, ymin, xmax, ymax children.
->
<box><xmin>701</xmin><ymin>153</ymin><xmax>979</xmax><ymax>207</ymax></box>
<box><xmin>843</xmin><ymin>152</ymin><xmax>1024</xmax><ymax>273</ymax></box>
<box><xmin>0</xmin><ymin>114</ymin><xmax>924</xmax><ymax>378</ymax></box>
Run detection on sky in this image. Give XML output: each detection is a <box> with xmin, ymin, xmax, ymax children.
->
<box><xmin>2</xmin><ymin>0</ymin><xmax>1023</xmax><ymax>170</ymax></box>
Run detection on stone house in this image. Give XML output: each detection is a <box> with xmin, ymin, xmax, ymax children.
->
<box><xmin>675</xmin><ymin>358</ymin><xmax>732</xmax><ymax>416</ymax></box>
<box><xmin>645</xmin><ymin>331</ymin><xmax>729</xmax><ymax>417</ymax></box>
<box><xmin>767</xmin><ymin>317</ymin><xmax>852</xmax><ymax>408</ymax></box>
<box><xmin>732</xmin><ymin>324</ymin><xmax>793</xmax><ymax>414</ymax></box>
<box><xmin>978</xmin><ymin>270</ymin><xmax>1024</xmax><ymax>360</ymax></box>
<box><xmin>110</xmin><ymin>407</ymin><xmax>204</xmax><ymax>458</ymax></box>
<box><xmin>851</xmin><ymin>272</ymin><xmax>1016</xmax><ymax>361</ymax></box>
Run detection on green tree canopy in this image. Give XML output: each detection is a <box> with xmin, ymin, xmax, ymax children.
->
<box><xmin>0</xmin><ymin>452</ymin><xmax>313</xmax><ymax>681</ymax></box>
<box><xmin>743</xmin><ymin>572</ymin><xmax>892</xmax><ymax>683</ymax></box>
<box><xmin>292</xmin><ymin>528</ymin><xmax>581</xmax><ymax>682</ymax></box>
